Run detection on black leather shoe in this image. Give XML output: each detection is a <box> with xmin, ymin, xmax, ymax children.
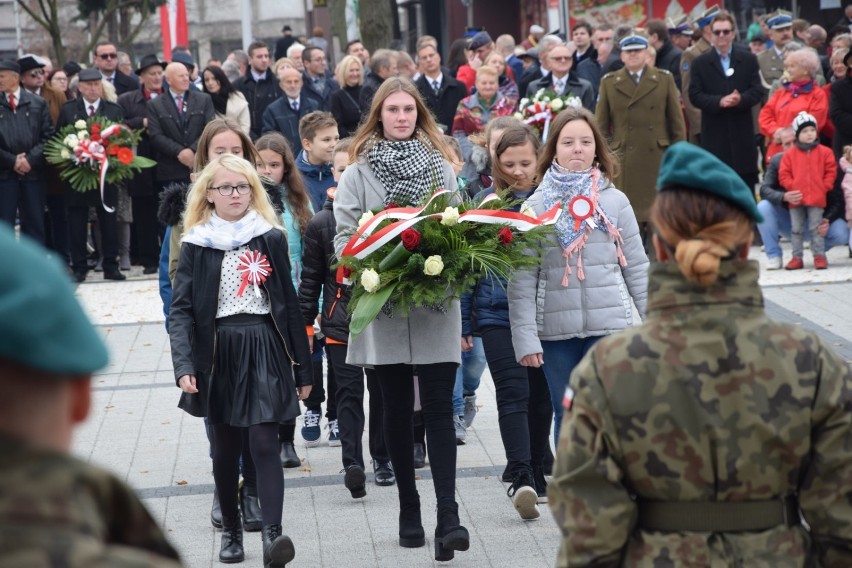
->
<box><xmin>240</xmin><ymin>484</ymin><xmax>263</xmax><ymax>531</ymax></box>
<box><xmin>103</xmin><ymin>270</ymin><xmax>126</xmax><ymax>281</ymax></box>
<box><xmin>344</xmin><ymin>465</ymin><xmax>367</xmax><ymax>498</ymax></box>
<box><xmin>373</xmin><ymin>460</ymin><xmax>396</xmax><ymax>486</ymax></box>
<box><xmin>262</xmin><ymin>523</ymin><xmax>296</xmax><ymax>567</ymax></box>
<box><xmin>73</xmin><ymin>270</ymin><xmax>88</xmax><ymax>283</ymax></box>
<box><xmin>210</xmin><ymin>489</ymin><xmax>223</xmax><ymax>529</ymax></box>
<box><xmin>413</xmin><ymin>443</ymin><xmax>426</xmax><ymax>469</ymax></box>
<box><xmin>219</xmin><ymin>515</ymin><xmax>244</xmax><ymax>563</ymax></box>
<box><xmin>143</xmin><ymin>265</ymin><xmax>158</xmax><ymax>274</ymax></box>
<box><xmin>279</xmin><ymin>442</ymin><xmax>302</xmax><ymax>468</ymax></box>
<box><xmin>434</xmin><ymin>502</ymin><xmax>469</xmax><ymax>562</ymax></box>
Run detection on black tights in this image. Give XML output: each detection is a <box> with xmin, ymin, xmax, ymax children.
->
<box><xmin>212</xmin><ymin>422</ymin><xmax>283</xmax><ymax>525</ymax></box>
<box><xmin>374</xmin><ymin>363</ymin><xmax>457</xmax><ymax>508</ymax></box>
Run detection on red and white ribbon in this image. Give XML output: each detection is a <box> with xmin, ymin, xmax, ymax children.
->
<box><xmin>236</xmin><ymin>249</ymin><xmax>272</xmax><ymax>298</ymax></box>
<box><xmin>341</xmin><ymin>191</ymin><xmax>562</xmax><ymax>261</ymax></box>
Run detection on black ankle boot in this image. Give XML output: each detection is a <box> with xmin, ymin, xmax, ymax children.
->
<box><xmin>434</xmin><ymin>502</ymin><xmax>469</xmax><ymax>561</ymax></box>
<box><xmin>398</xmin><ymin>494</ymin><xmax>425</xmax><ymax>548</ymax></box>
<box><xmin>210</xmin><ymin>489</ymin><xmax>223</xmax><ymax>528</ymax></box>
<box><xmin>240</xmin><ymin>483</ymin><xmax>262</xmax><ymax>531</ymax></box>
<box><xmin>262</xmin><ymin>524</ymin><xmax>295</xmax><ymax>568</ymax></box>
<box><xmin>279</xmin><ymin>441</ymin><xmax>302</xmax><ymax>468</ymax></box>
<box><xmin>219</xmin><ymin>515</ymin><xmax>244</xmax><ymax>563</ymax></box>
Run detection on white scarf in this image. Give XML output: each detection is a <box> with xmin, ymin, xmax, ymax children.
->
<box><xmin>181</xmin><ymin>209</ymin><xmax>274</xmax><ymax>251</ymax></box>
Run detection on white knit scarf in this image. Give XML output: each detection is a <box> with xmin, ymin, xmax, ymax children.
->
<box><xmin>181</xmin><ymin>209</ymin><xmax>273</xmax><ymax>251</ymax></box>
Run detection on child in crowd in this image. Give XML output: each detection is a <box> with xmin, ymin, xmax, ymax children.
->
<box><xmin>298</xmin><ymin>138</ymin><xmax>395</xmax><ymax>499</ymax></box>
<box><xmin>841</xmin><ymin>145</ymin><xmax>852</xmax><ymax>249</ymax></box>
<box><xmin>464</xmin><ymin>116</ymin><xmax>522</xmax><ymax>198</ymax></box>
<box><xmin>255</xmin><ymin>132</ymin><xmax>314</xmax><ymax>468</ymax></box>
<box><xmin>170</xmin><ymin>154</ymin><xmax>313</xmax><ymax>566</ymax></box>
<box><xmin>463</xmin><ymin>124</ymin><xmax>552</xmax><ymax>520</ymax></box>
<box><xmin>296</xmin><ymin>111</ymin><xmax>341</xmax><ymax>445</ymax></box>
<box><xmin>444</xmin><ymin>136</ymin><xmax>468</xmax><ymax>194</ymax></box>
<box><xmin>779</xmin><ymin>112</ymin><xmax>838</xmax><ymax>270</ymax></box>
<box><xmin>297</xmin><ymin>111</ymin><xmax>340</xmax><ymax>212</ymax></box>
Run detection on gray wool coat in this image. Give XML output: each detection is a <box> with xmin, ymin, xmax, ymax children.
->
<box><xmin>333</xmin><ymin>157</ymin><xmax>462</xmax><ymax>367</ymax></box>
<box><xmin>508</xmin><ymin>182</ymin><xmax>649</xmax><ymax>362</ymax></box>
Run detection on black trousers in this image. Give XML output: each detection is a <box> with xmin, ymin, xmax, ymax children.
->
<box><xmin>364</xmin><ymin>368</ymin><xmax>388</xmax><ymax>462</ymax></box>
<box><xmin>0</xmin><ymin>178</ymin><xmax>45</xmax><ymax>244</ymax></box>
<box><xmin>303</xmin><ymin>337</ymin><xmax>337</xmax><ymax>419</ymax></box>
<box><xmin>44</xmin><ymin>193</ymin><xmax>69</xmax><ymax>264</ymax></box>
<box><xmin>326</xmin><ymin>344</ymin><xmax>388</xmax><ymax>469</ymax></box>
<box><xmin>68</xmin><ymin>204</ymin><xmax>117</xmax><ymax>273</ymax></box>
<box><xmin>374</xmin><ymin>363</ymin><xmax>457</xmax><ymax>506</ymax></box>
<box><xmin>481</xmin><ymin>326</ymin><xmax>552</xmax><ymax>476</ymax></box>
<box><xmin>131</xmin><ymin>194</ymin><xmax>160</xmax><ymax>268</ymax></box>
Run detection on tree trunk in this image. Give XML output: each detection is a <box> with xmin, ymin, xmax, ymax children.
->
<box><xmin>328</xmin><ymin>0</ymin><xmax>348</xmax><ymax>57</ymax></box>
<box><xmin>359</xmin><ymin>0</ymin><xmax>393</xmax><ymax>55</ymax></box>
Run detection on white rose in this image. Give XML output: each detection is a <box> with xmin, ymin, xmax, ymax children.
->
<box><xmin>519</xmin><ymin>97</ymin><xmax>529</xmax><ymax>108</ymax></box>
<box><xmin>358</xmin><ymin>210</ymin><xmax>375</xmax><ymax>227</ymax></box>
<box><xmin>74</xmin><ymin>119</ymin><xmax>86</xmax><ymax>130</ymax></box>
<box><xmin>440</xmin><ymin>206</ymin><xmax>460</xmax><ymax>226</ymax></box>
<box><xmin>549</xmin><ymin>98</ymin><xmax>564</xmax><ymax>111</ymax></box>
<box><xmin>513</xmin><ymin>112</ymin><xmax>523</xmax><ymax>120</ymax></box>
<box><xmin>542</xmin><ymin>96</ymin><xmax>551</xmax><ymax>102</ymax></box>
<box><xmin>423</xmin><ymin>255</ymin><xmax>444</xmax><ymax>276</ymax></box>
<box><xmin>63</xmin><ymin>134</ymin><xmax>79</xmax><ymax>147</ymax></box>
<box><xmin>60</xmin><ymin>149</ymin><xmax>70</xmax><ymax>159</ymax></box>
<box><xmin>77</xmin><ymin>131</ymin><xmax>89</xmax><ymax>140</ymax></box>
<box><xmin>360</xmin><ymin>268</ymin><xmax>381</xmax><ymax>292</ymax></box>
<box><xmin>520</xmin><ymin>205</ymin><xmax>537</xmax><ymax>218</ymax></box>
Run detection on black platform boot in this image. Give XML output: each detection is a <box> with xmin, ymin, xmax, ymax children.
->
<box><xmin>219</xmin><ymin>515</ymin><xmax>244</xmax><ymax>563</ymax></box>
<box><xmin>262</xmin><ymin>523</ymin><xmax>296</xmax><ymax>568</ymax></box>
<box><xmin>434</xmin><ymin>501</ymin><xmax>469</xmax><ymax>561</ymax></box>
<box><xmin>398</xmin><ymin>492</ymin><xmax>425</xmax><ymax>548</ymax></box>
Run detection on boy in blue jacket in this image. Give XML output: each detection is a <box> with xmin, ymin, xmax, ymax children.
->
<box><xmin>296</xmin><ymin>111</ymin><xmax>339</xmax><ymax>212</ymax></box>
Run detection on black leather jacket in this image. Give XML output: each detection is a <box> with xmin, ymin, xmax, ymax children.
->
<box><xmin>0</xmin><ymin>90</ymin><xmax>53</xmax><ymax>181</ymax></box>
<box><xmin>169</xmin><ymin>228</ymin><xmax>313</xmax><ymax>386</ymax></box>
<box><xmin>298</xmin><ymin>198</ymin><xmax>352</xmax><ymax>343</ymax></box>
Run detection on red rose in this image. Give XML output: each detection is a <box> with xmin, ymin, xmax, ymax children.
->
<box><xmin>107</xmin><ymin>144</ymin><xmax>119</xmax><ymax>156</ymax></box>
<box><xmin>342</xmin><ymin>266</ymin><xmax>352</xmax><ymax>278</ymax></box>
<box><xmin>117</xmin><ymin>147</ymin><xmax>134</xmax><ymax>165</ymax></box>
<box><xmin>385</xmin><ymin>202</ymin><xmax>399</xmax><ymax>210</ymax></box>
<box><xmin>401</xmin><ymin>228</ymin><xmax>421</xmax><ymax>251</ymax></box>
<box><xmin>498</xmin><ymin>227</ymin><xmax>513</xmax><ymax>246</ymax></box>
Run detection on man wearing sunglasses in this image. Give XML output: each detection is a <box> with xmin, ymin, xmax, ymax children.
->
<box><xmin>93</xmin><ymin>41</ymin><xmax>138</xmax><ymax>96</ymax></box>
<box><xmin>689</xmin><ymin>11</ymin><xmax>766</xmax><ymax>193</ymax></box>
<box><xmin>525</xmin><ymin>42</ymin><xmax>595</xmax><ymax>111</ymax></box>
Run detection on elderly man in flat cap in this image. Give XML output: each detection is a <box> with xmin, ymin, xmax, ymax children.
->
<box><xmin>0</xmin><ymin>59</ymin><xmax>53</xmax><ymax>245</ymax></box>
<box><xmin>0</xmin><ymin>227</ymin><xmax>183</xmax><ymax>566</ymax></box>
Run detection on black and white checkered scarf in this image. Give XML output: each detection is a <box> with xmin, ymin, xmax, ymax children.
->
<box><xmin>366</xmin><ymin>130</ymin><xmax>446</xmax><ymax>207</ymax></box>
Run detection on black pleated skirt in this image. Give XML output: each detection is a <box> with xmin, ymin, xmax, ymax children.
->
<box><xmin>179</xmin><ymin>313</ymin><xmax>301</xmax><ymax>427</ymax></box>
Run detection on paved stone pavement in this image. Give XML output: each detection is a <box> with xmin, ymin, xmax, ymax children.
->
<box><xmin>71</xmin><ymin>243</ymin><xmax>852</xmax><ymax>567</ymax></box>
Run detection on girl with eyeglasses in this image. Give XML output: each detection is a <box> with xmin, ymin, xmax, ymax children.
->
<box><xmin>170</xmin><ymin>153</ymin><xmax>313</xmax><ymax>567</ymax></box>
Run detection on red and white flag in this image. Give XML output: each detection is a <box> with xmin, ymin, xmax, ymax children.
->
<box><xmin>159</xmin><ymin>0</ymin><xmax>188</xmax><ymax>61</ymax></box>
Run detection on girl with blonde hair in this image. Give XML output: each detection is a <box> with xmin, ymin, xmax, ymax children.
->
<box><xmin>171</xmin><ymin>154</ymin><xmax>313</xmax><ymax>567</ymax></box>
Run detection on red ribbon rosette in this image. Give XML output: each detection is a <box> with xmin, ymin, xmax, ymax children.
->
<box><xmin>236</xmin><ymin>249</ymin><xmax>272</xmax><ymax>298</ymax></box>
<box><xmin>568</xmin><ymin>195</ymin><xmax>596</xmax><ymax>232</ymax></box>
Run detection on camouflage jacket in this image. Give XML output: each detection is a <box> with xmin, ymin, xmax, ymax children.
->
<box><xmin>550</xmin><ymin>260</ymin><xmax>852</xmax><ymax>567</ymax></box>
<box><xmin>0</xmin><ymin>435</ymin><xmax>183</xmax><ymax>567</ymax></box>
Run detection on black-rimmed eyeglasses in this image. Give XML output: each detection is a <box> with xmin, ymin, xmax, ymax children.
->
<box><xmin>208</xmin><ymin>183</ymin><xmax>252</xmax><ymax>196</ymax></box>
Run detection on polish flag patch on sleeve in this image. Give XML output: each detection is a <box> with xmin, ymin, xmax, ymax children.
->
<box><xmin>563</xmin><ymin>386</ymin><xmax>575</xmax><ymax>411</ymax></box>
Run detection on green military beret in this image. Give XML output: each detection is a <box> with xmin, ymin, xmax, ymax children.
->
<box><xmin>0</xmin><ymin>227</ymin><xmax>108</xmax><ymax>374</ymax></box>
<box><xmin>656</xmin><ymin>142</ymin><xmax>763</xmax><ymax>222</ymax></box>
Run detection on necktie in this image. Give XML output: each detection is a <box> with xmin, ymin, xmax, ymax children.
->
<box><xmin>108</xmin><ymin>76</ymin><xmax>114</xmax><ymax>84</ymax></box>
<box><xmin>88</xmin><ymin>104</ymin><xmax>95</xmax><ymax>117</ymax></box>
<box><xmin>176</xmin><ymin>95</ymin><xmax>183</xmax><ymax>117</ymax></box>
<box><xmin>8</xmin><ymin>93</ymin><xmax>15</xmax><ymax>111</ymax></box>
<box><xmin>292</xmin><ymin>100</ymin><xmax>299</xmax><ymax>112</ymax></box>
<box><xmin>432</xmin><ymin>80</ymin><xmax>440</xmax><ymax>95</ymax></box>
<box><xmin>553</xmin><ymin>80</ymin><xmax>563</xmax><ymax>93</ymax></box>
<box><xmin>632</xmin><ymin>73</ymin><xmax>640</xmax><ymax>84</ymax></box>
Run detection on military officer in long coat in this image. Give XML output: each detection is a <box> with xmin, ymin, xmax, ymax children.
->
<box><xmin>596</xmin><ymin>33</ymin><xmax>685</xmax><ymax>235</ymax></box>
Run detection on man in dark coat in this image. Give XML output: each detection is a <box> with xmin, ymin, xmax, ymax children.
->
<box><xmin>147</xmin><ymin>62</ymin><xmax>215</xmax><ymax>193</ymax></box>
<box><xmin>301</xmin><ymin>46</ymin><xmax>338</xmax><ymax>111</ymax></box>
<box><xmin>233</xmin><ymin>41</ymin><xmax>282</xmax><ymax>140</ymax></box>
<box><xmin>526</xmin><ymin>43</ymin><xmax>596</xmax><ymax>111</ymax></box>
<box><xmin>56</xmin><ymin>68</ymin><xmax>126</xmax><ymax>282</ymax></box>
<box><xmin>646</xmin><ymin>19</ymin><xmax>682</xmax><ymax>89</ymax></box>
<box><xmin>359</xmin><ymin>49</ymin><xmax>398</xmax><ymax>110</ymax></box>
<box><xmin>0</xmin><ymin>59</ymin><xmax>52</xmax><ymax>245</ymax></box>
<box><xmin>93</xmin><ymin>41</ymin><xmax>139</xmax><ymax>96</ymax></box>
<box><xmin>415</xmin><ymin>44</ymin><xmax>467</xmax><ymax>134</ymax></box>
<box><xmin>117</xmin><ymin>54</ymin><xmax>165</xmax><ymax>274</ymax></box>
<box><xmin>262</xmin><ymin>67</ymin><xmax>322</xmax><ymax>156</ymax></box>
<box><xmin>689</xmin><ymin>12</ymin><xmax>765</xmax><ymax>190</ymax></box>
<box><xmin>275</xmin><ymin>25</ymin><xmax>297</xmax><ymax>61</ymax></box>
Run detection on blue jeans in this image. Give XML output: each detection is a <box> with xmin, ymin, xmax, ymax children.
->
<box><xmin>756</xmin><ymin>201</ymin><xmax>849</xmax><ymax>259</ymax></box>
<box><xmin>452</xmin><ymin>337</ymin><xmax>486</xmax><ymax>416</ymax></box>
<box><xmin>541</xmin><ymin>336</ymin><xmax>602</xmax><ymax>444</ymax></box>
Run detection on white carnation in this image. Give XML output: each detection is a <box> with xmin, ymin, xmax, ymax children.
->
<box><xmin>360</xmin><ymin>268</ymin><xmax>380</xmax><ymax>293</ymax></box>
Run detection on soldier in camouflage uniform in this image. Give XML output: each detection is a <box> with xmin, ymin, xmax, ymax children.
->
<box><xmin>0</xmin><ymin>226</ymin><xmax>182</xmax><ymax>567</ymax></box>
<box><xmin>550</xmin><ymin>142</ymin><xmax>852</xmax><ymax>567</ymax></box>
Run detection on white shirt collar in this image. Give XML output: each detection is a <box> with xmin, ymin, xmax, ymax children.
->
<box><xmin>251</xmin><ymin>69</ymin><xmax>266</xmax><ymax>82</ymax></box>
<box><xmin>425</xmin><ymin>72</ymin><xmax>443</xmax><ymax>86</ymax></box>
<box><xmin>83</xmin><ymin>98</ymin><xmax>101</xmax><ymax>112</ymax></box>
<box><xmin>7</xmin><ymin>87</ymin><xmax>21</xmax><ymax>102</ymax></box>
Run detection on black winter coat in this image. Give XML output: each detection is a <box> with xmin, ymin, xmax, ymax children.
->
<box><xmin>234</xmin><ymin>70</ymin><xmax>283</xmax><ymax>140</ymax></box>
<box><xmin>0</xmin><ymin>90</ymin><xmax>53</xmax><ymax>181</ymax></box>
<box><xmin>359</xmin><ymin>73</ymin><xmax>384</xmax><ymax>111</ymax></box>
<box><xmin>56</xmin><ymin>98</ymin><xmax>124</xmax><ymax>207</ymax></box>
<box><xmin>298</xmin><ymin>198</ymin><xmax>352</xmax><ymax>343</ymax></box>
<box><xmin>110</xmin><ymin>70</ymin><xmax>140</xmax><ymax>96</ymax></box>
<box><xmin>146</xmin><ymin>90</ymin><xmax>215</xmax><ymax>182</ymax></box>
<box><xmin>655</xmin><ymin>40</ymin><xmax>683</xmax><ymax>90</ymax></box>
<box><xmin>261</xmin><ymin>88</ymin><xmax>322</xmax><ymax>157</ymax></box>
<box><xmin>415</xmin><ymin>74</ymin><xmax>468</xmax><ymax>134</ymax></box>
<box><xmin>830</xmin><ymin>76</ymin><xmax>852</xmax><ymax>158</ymax></box>
<box><xmin>117</xmin><ymin>87</ymin><xmax>157</xmax><ymax>196</ymax></box>
<box><xmin>525</xmin><ymin>71</ymin><xmax>596</xmax><ymax>111</ymax></box>
<box><xmin>330</xmin><ymin>85</ymin><xmax>363</xmax><ymax>138</ymax></box>
<box><xmin>169</xmin><ymin>228</ymin><xmax>313</xmax><ymax>386</ymax></box>
<box><xmin>689</xmin><ymin>45</ymin><xmax>765</xmax><ymax>178</ymax></box>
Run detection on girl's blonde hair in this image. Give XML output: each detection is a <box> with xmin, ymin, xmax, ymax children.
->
<box><xmin>183</xmin><ymin>154</ymin><xmax>283</xmax><ymax>233</ymax></box>
<box><xmin>334</xmin><ymin>55</ymin><xmax>363</xmax><ymax>87</ymax></box>
<box><xmin>844</xmin><ymin>144</ymin><xmax>852</xmax><ymax>162</ymax></box>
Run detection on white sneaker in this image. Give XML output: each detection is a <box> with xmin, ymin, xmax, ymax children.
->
<box><xmin>766</xmin><ymin>256</ymin><xmax>783</xmax><ymax>270</ymax></box>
